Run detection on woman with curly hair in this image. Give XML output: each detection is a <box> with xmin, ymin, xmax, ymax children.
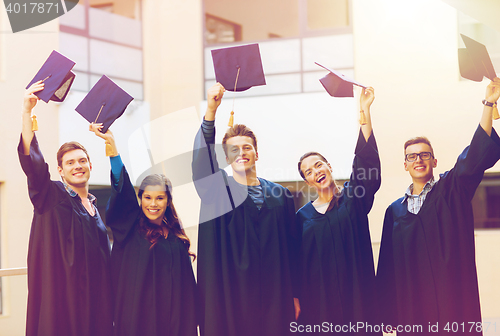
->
<box><xmin>91</xmin><ymin>124</ymin><xmax>197</xmax><ymax>336</ymax></box>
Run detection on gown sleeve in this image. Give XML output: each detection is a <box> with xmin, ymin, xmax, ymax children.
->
<box><xmin>285</xmin><ymin>187</ymin><xmax>302</xmax><ymax>298</ymax></box>
<box><xmin>106</xmin><ymin>163</ymin><xmax>141</xmax><ymax>244</ymax></box>
<box><xmin>375</xmin><ymin>204</ymin><xmax>399</xmax><ymax>327</ymax></box>
<box><xmin>441</xmin><ymin>125</ymin><xmax>500</xmax><ymax>202</ymax></box>
<box><xmin>192</xmin><ymin>122</ymin><xmax>235</xmax><ymax>223</ymax></box>
<box><xmin>18</xmin><ymin>134</ymin><xmax>62</xmax><ymax>211</ymax></box>
<box><xmin>343</xmin><ymin>129</ymin><xmax>381</xmax><ymax>214</ymax></box>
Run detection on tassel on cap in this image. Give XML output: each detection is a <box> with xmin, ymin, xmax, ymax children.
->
<box><xmin>493</xmin><ymin>103</ymin><xmax>500</xmax><ymax>120</ymax></box>
<box><xmin>105</xmin><ymin>141</ymin><xmax>114</xmax><ymax>157</ymax></box>
<box><xmin>227</xmin><ymin>67</ymin><xmax>240</xmax><ymax>128</ymax></box>
<box><xmin>359</xmin><ymin>110</ymin><xmax>367</xmax><ymax>125</ymax></box>
<box><xmin>31</xmin><ymin>115</ymin><xmax>38</xmax><ymax>131</ymax></box>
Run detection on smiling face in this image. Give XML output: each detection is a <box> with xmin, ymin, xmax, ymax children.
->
<box><xmin>300</xmin><ymin>155</ymin><xmax>334</xmax><ymax>191</ymax></box>
<box><xmin>225</xmin><ymin>136</ymin><xmax>259</xmax><ymax>174</ymax></box>
<box><xmin>141</xmin><ymin>185</ymin><xmax>169</xmax><ymax>226</ymax></box>
<box><xmin>57</xmin><ymin>149</ymin><xmax>92</xmax><ymax>188</ymax></box>
<box><xmin>404</xmin><ymin>142</ymin><xmax>437</xmax><ymax>183</ymax></box>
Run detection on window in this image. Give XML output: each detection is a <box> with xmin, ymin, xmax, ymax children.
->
<box><xmin>472</xmin><ymin>173</ymin><xmax>500</xmax><ymax>229</ymax></box>
<box><xmin>204</xmin><ymin>0</ymin><xmax>350</xmax><ymax>44</ymax></box>
<box><xmin>58</xmin><ymin>0</ymin><xmax>144</xmax><ymax>99</ymax></box>
<box><xmin>205</xmin><ymin>14</ymin><xmax>242</xmax><ymax>44</ymax></box>
<box><xmin>203</xmin><ymin>0</ymin><xmax>354</xmax><ymax>97</ymax></box>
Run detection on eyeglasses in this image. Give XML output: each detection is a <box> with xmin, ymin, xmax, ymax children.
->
<box><xmin>405</xmin><ymin>152</ymin><xmax>433</xmax><ymax>162</ymax></box>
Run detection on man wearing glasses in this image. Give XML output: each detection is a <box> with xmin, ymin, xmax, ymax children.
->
<box><xmin>377</xmin><ymin>79</ymin><xmax>500</xmax><ymax>335</ymax></box>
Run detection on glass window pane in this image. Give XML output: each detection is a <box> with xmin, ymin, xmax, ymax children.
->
<box><xmin>89</xmin><ymin>7</ymin><xmax>142</xmax><ymax>48</ymax></box>
<box><xmin>90</xmin><ymin>39</ymin><xmax>143</xmax><ymax>82</ymax></box>
<box><xmin>59</xmin><ymin>3</ymin><xmax>86</xmax><ymax>30</ymax></box>
<box><xmin>260</xmin><ymin>39</ymin><xmax>301</xmax><ymax>75</ymax></box>
<box><xmin>302</xmin><ymin>34</ymin><xmax>354</xmax><ymax>71</ymax></box>
<box><xmin>70</xmin><ymin>71</ymin><xmax>90</xmax><ymax>92</ymax></box>
<box><xmin>59</xmin><ymin>33</ymin><xmax>89</xmax><ymax>72</ymax></box>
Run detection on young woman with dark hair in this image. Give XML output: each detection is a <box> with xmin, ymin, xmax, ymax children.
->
<box><xmin>91</xmin><ymin>124</ymin><xmax>197</xmax><ymax>336</ymax></box>
<box><xmin>295</xmin><ymin>87</ymin><xmax>381</xmax><ymax>335</ymax></box>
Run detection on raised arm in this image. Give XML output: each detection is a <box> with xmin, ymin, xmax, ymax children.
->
<box><xmin>480</xmin><ymin>78</ymin><xmax>500</xmax><ymax>136</ymax></box>
<box><xmin>193</xmin><ymin>82</ymin><xmax>227</xmax><ymax>181</ymax></box>
<box><xmin>204</xmin><ymin>82</ymin><xmax>225</xmax><ymax>121</ymax></box>
<box><xmin>21</xmin><ymin>81</ymin><xmax>44</xmax><ymax>155</ymax></box>
<box><xmin>90</xmin><ymin>124</ymin><xmax>140</xmax><ymax>242</ymax></box>
<box><xmin>443</xmin><ymin>79</ymin><xmax>500</xmax><ymax>200</ymax></box>
<box><xmin>343</xmin><ymin>87</ymin><xmax>380</xmax><ymax>213</ymax></box>
<box><xmin>89</xmin><ymin>123</ymin><xmax>118</xmax><ymax>158</ymax></box>
<box><xmin>360</xmin><ymin>87</ymin><xmax>375</xmax><ymax>141</ymax></box>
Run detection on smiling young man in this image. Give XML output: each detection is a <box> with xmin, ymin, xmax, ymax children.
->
<box><xmin>377</xmin><ymin>78</ymin><xmax>500</xmax><ymax>335</ymax></box>
<box><xmin>18</xmin><ymin>82</ymin><xmax>113</xmax><ymax>336</ymax></box>
<box><xmin>192</xmin><ymin>83</ymin><xmax>301</xmax><ymax>336</ymax></box>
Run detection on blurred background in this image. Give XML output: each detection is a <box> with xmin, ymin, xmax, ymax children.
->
<box><xmin>1</xmin><ymin>0</ymin><xmax>500</xmax><ymax>334</ymax></box>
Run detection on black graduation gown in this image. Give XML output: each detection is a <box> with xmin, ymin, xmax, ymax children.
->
<box><xmin>106</xmin><ymin>166</ymin><xmax>197</xmax><ymax>336</ymax></box>
<box><xmin>192</xmin><ymin>127</ymin><xmax>301</xmax><ymax>336</ymax></box>
<box><xmin>296</xmin><ymin>130</ymin><xmax>381</xmax><ymax>335</ymax></box>
<box><xmin>18</xmin><ymin>135</ymin><xmax>113</xmax><ymax>336</ymax></box>
<box><xmin>376</xmin><ymin>125</ymin><xmax>500</xmax><ymax>335</ymax></box>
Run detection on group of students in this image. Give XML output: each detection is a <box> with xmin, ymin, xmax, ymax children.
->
<box><xmin>18</xmin><ymin>77</ymin><xmax>500</xmax><ymax>336</ymax></box>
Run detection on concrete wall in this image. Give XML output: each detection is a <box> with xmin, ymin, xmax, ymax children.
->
<box><xmin>142</xmin><ymin>0</ymin><xmax>204</xmax><ymax>273</ymax></box>
<box><xmin>0</xmin><ymin>15</ymin><xmax>60</xmax><ymax>336</ymax></box>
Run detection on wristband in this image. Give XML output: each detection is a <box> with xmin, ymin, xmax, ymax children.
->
<box><xmin>483</xmin><ymin>99</ymin><xmax>495</xmax><ymax>107</ymax></box>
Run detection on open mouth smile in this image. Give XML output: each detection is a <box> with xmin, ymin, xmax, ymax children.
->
<box><xmin>316</xmin><ymin>175</ymin><xmax>326</xmax><ymax>183</ymax></box>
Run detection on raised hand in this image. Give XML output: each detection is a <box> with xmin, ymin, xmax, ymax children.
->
<box><xmin>23</xmin><ymin>81</ymin><xmax>44</xmax><ymax>113</ymax></box>
<box><xmin>360</xmin><ymin>86</ymin><xmax>375</xmax><ymax>111</ymax></box>
<box><xmin>89</xmin><ymin>123</ymin><xmax>118</xmax><ymax>156</ymax></box>
<box><xmin>485</xmin><ymin>77</ymin><xmax>500</xmax><ymax>103</ymax></box>
<box><xmin>205</xmin><ymin>82</ymin><xmax>226</xmax><ymax>121</ymax></box>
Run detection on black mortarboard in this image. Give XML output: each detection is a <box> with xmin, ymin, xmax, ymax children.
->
<box><xmin>315</xmin><ymin>62</ymin><xmax>366</xmax><ymax>98</ymax></box>
<box><xmin>75</xmin><ymin>75</ymin><xmax>134</xmax><ymax>133</ymax></box>
<box><xmin>26</xmin><ymin>50</ymin><xmax>76</xmax><ymax>103</ymax></box>
<box><xmin>459</xmin><ymin>34</ymin><xmax>497</xmax><ymax>82</ymax></box>
<box><xmin>211</xmin><ymin>43</ymin><xmax>266</xmax><ymax>92</ymax></box>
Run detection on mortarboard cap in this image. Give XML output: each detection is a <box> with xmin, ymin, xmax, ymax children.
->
<box><xmin>459</xmin><ymin>34</ymin><xmax>496</xmax><ymax>82</ymax></box>
<box><xmin>316</xmin><ymin>62</ymin><xmax>366</xmax><ymax>98</ymax></box>
<box><xmin>26</xmin><ymin>50</ymin><xmax>76</xmax><ymax>103</ymax></box>
<box><xmin>75</xmin><ymin>75</ymin><xmax>134</xmax><ymax>133</ymax></box>
<box><xmin>211</xmin><ymin>43</ymin><xmax>266</xmax><ymax>92</ymax></box>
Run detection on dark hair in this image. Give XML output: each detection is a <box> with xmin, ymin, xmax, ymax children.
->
<box><xmin>222</xmin><ymin>124</ymin><xmax>258</xmax><ymax>156</ymax></box>
<box><xmin>138</xmin><ymin>174</ymin><xmax>195</xmax><ymax>260</ymax></box>
<box><xmin>297</xmin><ymin>151</ymin><xmax>339</xmax><ymax>212</ymax></box>
<box><xmin>404</xmin><ymin>136</ymin><xmax>434</xmax><ymax>156</ymax></box>
<box><xmin>297</xmin><ymin>152</ymin><xmax>329</xmax><ymax>180</ymax></box>
<box><xmin>57</xmin><ymin>141</ymin><xmax>90</xmax><ymax>167</ymax></box>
